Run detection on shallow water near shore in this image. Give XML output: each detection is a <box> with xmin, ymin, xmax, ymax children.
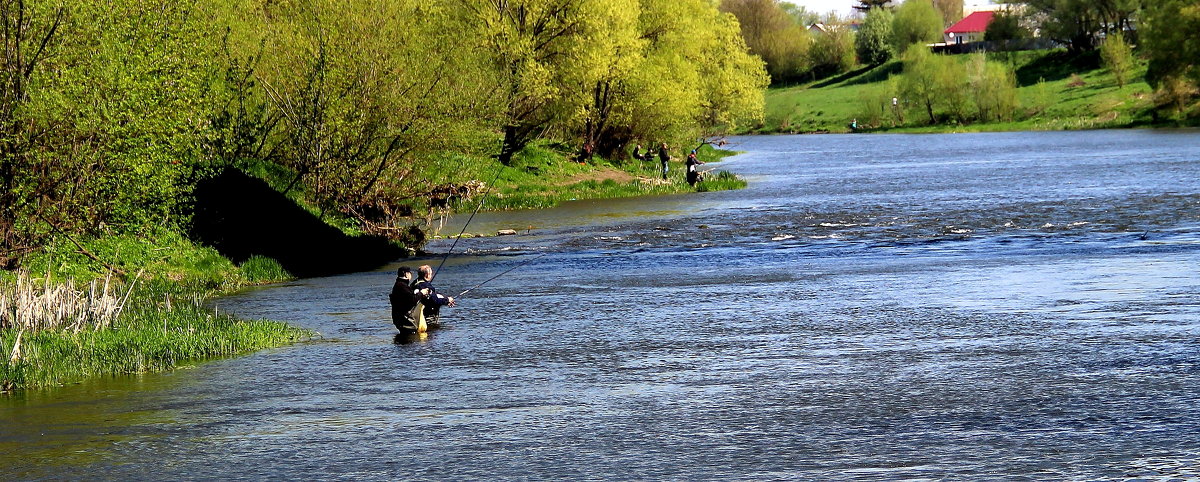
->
<box><xmin>3</xmin><ymin>130</ymin><xmax>1200</xmax><ymax>479</ymax></box>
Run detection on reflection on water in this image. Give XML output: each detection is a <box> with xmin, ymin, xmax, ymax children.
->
<box><xmin>3</xmin><ymin>130</ymin><xmax>1200</xmax><ymax>479</ymax></box>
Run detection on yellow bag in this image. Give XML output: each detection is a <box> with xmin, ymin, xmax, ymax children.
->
<box><xmin>408</xmin><ymin>303</ymin><xmax>427</xmax><ymax>333</ymax></box>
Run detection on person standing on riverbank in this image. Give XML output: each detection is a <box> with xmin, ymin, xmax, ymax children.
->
<box><xmin>389</xmin><ymin>267</ymin><xmax>421</xmax><ymax>332</ymax></box>
<box><xmin>658</xmin><ymin>143</ymin><xmax>670</xmax><ymax>180</ymax></box>
<box><xmin>415</xmin><ymin>264</ymin><xmax>455</xmax><ymax>322</ymax></box>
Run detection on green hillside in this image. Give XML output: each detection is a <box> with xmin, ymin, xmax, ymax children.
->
<box><xmin>751</xmin><ymin>49</ymin><xmax>1164</xmax><ymax>135</ymax></box>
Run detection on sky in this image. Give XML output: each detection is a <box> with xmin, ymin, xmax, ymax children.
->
<box><xmin>782</xmin><ymin>0</ymin><xmax>993</xmax><ymax>18</ymax></box>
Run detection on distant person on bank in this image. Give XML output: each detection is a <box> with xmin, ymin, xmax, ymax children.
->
<box><xmin>658</xmin><ymin>143</ymin><xmax>670</xmax><ymax>180</ymax></box>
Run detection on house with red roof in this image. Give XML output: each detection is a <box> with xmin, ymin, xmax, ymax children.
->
<box><xmin>944</xmin><ymin>11</ymin><xmax>995</xmax><ymax>44</ymax></box>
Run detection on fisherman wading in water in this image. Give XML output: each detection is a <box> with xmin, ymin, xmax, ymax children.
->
<box><xmin>414</xmin><ymin>264</ymin><xmax>455</xmax><ymax>325</ymax></box>
<box><xmin>389</xmin><ymin>267</ymin><xmax>422</xmax><ymax>333</ymax></box>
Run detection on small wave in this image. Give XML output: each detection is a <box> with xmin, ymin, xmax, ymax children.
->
<box><xmin>771</xmin><ymin>234</ymin><xmax>796</xmax><ymax>241</ymax></box>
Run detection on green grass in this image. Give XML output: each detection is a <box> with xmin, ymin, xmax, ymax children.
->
<box><xmin>20</xmin><ymin>227</ymin><xmax>290</xmax><ymax>294</ymax></box>
<box><xmin>1</xmin><ymin>298</ymin><xmax>312</xmax><ymax>391</ymax></box>
<box><xmin>2</xmin><ymin>228</ymin><xmax>311</xmax><ymax>392</ymax></box>
<box><xmin>424</xmin><ymin>142</ymin><xmax>747</xmax><ymax>212</ymax></box>
<box><xmin>752</xmin><ymin>49</ymin><xmax>1166</xmax><ymax>135</ymax></box>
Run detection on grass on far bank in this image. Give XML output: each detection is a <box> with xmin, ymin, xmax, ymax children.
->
<box><xmin>425</xmin><ymin>142</ymin><xmax>746</xmax><ymax>213</ymax></box>
<box><xmin>754</xmin><ymin>49</ymin><xmax>1171</xmax><ymax>135</ymax></box>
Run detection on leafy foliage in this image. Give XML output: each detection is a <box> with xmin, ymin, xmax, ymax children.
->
<box><xmin>1142</xmin><ymin>0</ymin><xmax>1200</xmax><ymax>118</ymax></box>
<box><xmin>856</xmin><ymin>7</ymin><xmax>895</xmax><ymax>66</ymax></box>
<box><xmin>892</xmin><ymin>0</ymin><xmax>945</xmax><ymax>54</ymax></box>
<box><xmin>984</xmin><ymin>9</ymin><xmax>1031</xmax><ymax>49</ymax></box>
<box><xmin>1022</xmin><ymin>0</ymin><xmax>1142</xmax><ymax>53</ymax></box>
<box><xmin>719</xmin><ymin>0</ymin><xmax>813</xmax><ymax>83</ymax></box>
<box><xmin>1099</xmin><ymin>31</ymin><xmax>1134</xmax><ymax>88</ymax></box>
<box><xmin>932</xmin><ymin>0</ymin><xmax>964</xmax><ymax>26</ymax></box>
<box><xmin>0</xmin><ymin>0</ymin><xmax>769</xmax><ymax>267</ymax></box>
<box><xmin>810</xmin><ymin>26</ymin><xmax>857</xmax><ymax>78</ymax></box>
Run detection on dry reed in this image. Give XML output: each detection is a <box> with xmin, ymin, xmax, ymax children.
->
<box><xmin>0</xmin><ymin>270</ymin><xmax>134</xmax><ymax>334</ymax></box>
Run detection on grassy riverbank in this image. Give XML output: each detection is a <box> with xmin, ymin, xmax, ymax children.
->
<box><xmin>426</xmin><ymin>142</ymin><xmax>746</xmax><ymax>213</ymax></box>
<box><xmin>1</xmin><ymin>230</ymin><xmax>314</xmax><ymax>391</ymax></box>
<box><xmin>753</xmin><ymin>49</ymin><xmax>1178</xmax><ymax>135</ymax></box>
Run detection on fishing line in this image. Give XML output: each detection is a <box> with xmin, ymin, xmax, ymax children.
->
<box><xmin>433</xmin><ymin>165</ymin><xmax>506</xmax><ymax>282</ymax></box>
<box><xmin>456</xmin><ymin>253</ymin><xmax>547</xmax><ymax>298</ymax></box>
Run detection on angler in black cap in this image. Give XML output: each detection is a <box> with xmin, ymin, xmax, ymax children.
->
<box><xmin>389</xmin><ymin>267</ymin><xmax>421</xmax><ymax>332</ymax></box>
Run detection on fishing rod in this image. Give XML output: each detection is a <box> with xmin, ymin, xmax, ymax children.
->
<box><xmin>456</xmin><ymin>253</ymin><xmax>547</xmax><ymax>299</ymax></box>
<box><xmin>432</xmin><ymin>165</ymin><xmax>506</xmax><ymax>282</ymax></box>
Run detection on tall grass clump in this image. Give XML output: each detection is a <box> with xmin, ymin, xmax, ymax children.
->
<box><xmin>239</xmin><ymin>256</ymin><xmax>292</xmax><ymax>284</ymax></box>
<box><xmin>697</xmin><ymin>171</ymin><xmax>748</xmax><ymax>192</ymax></box>
<box><xmin>1</xmin><ymin>271</ymin><xmax>130</xmax><ymax>333</ymax></box>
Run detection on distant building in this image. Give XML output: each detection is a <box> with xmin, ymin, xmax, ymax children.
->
<box><xmin>944</xmin><ymin>11</ymin><xmax>995</xmax><ymax>44</ymax></box>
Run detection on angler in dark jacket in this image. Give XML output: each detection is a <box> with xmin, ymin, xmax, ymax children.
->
<box><xmin>685</xmin><ymin>150</ymin><xmax>704</xmax><ymax>186</ymax></box>
<box><xmin>389</xmin><ymin>267</ymin><xmax>421</xmax><ymax>332</ymax></box>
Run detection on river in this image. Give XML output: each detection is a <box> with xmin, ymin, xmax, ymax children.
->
<box><xmin>3</xmin><ymin>130</ymin><xmax>1199</xmax><ymax>479</ymax></box>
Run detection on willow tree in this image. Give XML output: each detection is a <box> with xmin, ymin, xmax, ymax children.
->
<box><xmin>456</xmin><ymin>0</ymin><xmax>620</xmax><ymax>166</ymax></box>
<box><xmin>719</xmin><ymin>0</ymin><xmax>813</xmax><ymax>83</ymax></box>
<box><xmin>1142</xmin><ymin>0</ymin><xmax>1200</xmax><ymax>116</ymax></box>
<box><xmin>892</xmin><ymin>0</ymin><xmax>944</xmax><ymax>54</ymax></box>
<box><xmin>572</xmin><ymin>0</ymin><xmax>768</xmax><ymax>159</ymax></box>
<box><xmin>227</xmin><ymin>0</ymin><xmax>489</xmax><ymax>230</ymax></box>
<box><xmin>933</xmin><ymin>0</ymin><xmax>963</xmax><ymax>26</ymax></box>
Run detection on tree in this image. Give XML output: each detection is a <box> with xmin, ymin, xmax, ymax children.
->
<box><xmin>456</xmin><ymin>0</ymin><xmax>615</xmax><ymax>166</ymax></box>
<box><xmin>932</xmin><ymin>0</ymin><xmax>963</xmax><ymax>26</ymax></box>
<box><xmin>984</xmin><ymin>8</ymin><xmax>1030</xmax><ymax>50</ymax></box>
<box><xmin>856</xmin><ymin>7</ymin><xmax>894</xmax><ymax>65</ymax></box>
<box><xmin>810</xmin><ymin>26</ymin><xmax>856</xmax><ymax>78</ymax></box>
<box><xmin>1023</xmin><ymin>0</ymin><xmax>1142</xmax><ymax>53</ymax></box>
<box><xmin>967</xmin><ymin>54</ymin><xmax>1019</xmax><ymax>121</ymax></box>
<box><xmin>891</xmin><ymin>0</ymin><xmax>944</xmax><ymax>54</ymax></box>
<box><xmin>1</xmin><ymin>0</ymin><xmax>223</xmax><ymax>267</ymax></box>
<box><xmin>780</xmin><ymin>2</ymin><xmax>820</xmax><ymax>26</ymax></box>
<box><xmin>898</xmin><ymin>46</ymin><xmax>944</xmax><ymax>123</ymax></box>
<box><xmin>222</xmin><ymin>0</ymin><xmax>493</xmax><ymax>232</ymax></box>
<box><xmin>853</xmin><ymin>0</ymin><xmax>893</xmax><ymax>13</ymax></box>
<box><xmin>720</xmin><ymin>0</ymin><xmax>813</xmax><ymax>83</ymax></box>
<box><xmin>1143</xmin><ymin>0</ymin><xmax>1200</xmax><ymax>88</ymax></box>
<box><xmin>1099</xmin><ymin>31</ymin><xmax>1134</xmax><ymax>88</ymax></box>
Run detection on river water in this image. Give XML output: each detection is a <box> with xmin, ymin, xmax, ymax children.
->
<box><xmin>3</xmin><ymin>130</ymin><xmax>1199</xmax><ymax>480</ymax></box>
